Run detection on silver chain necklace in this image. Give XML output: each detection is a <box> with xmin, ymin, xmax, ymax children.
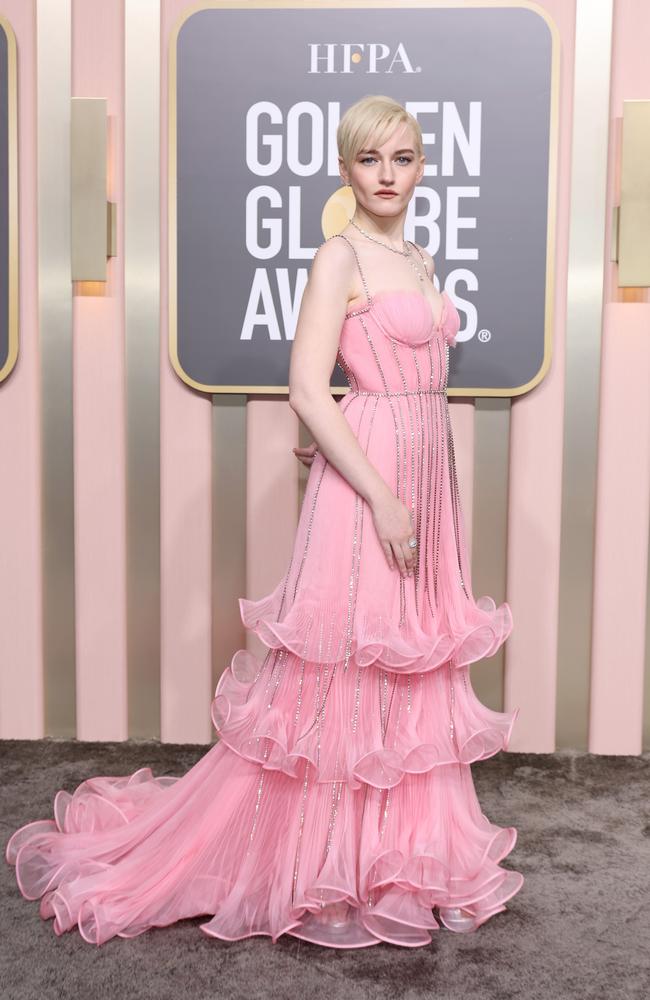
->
<box><xmin>348</xmin><ymin>217</ymin><xmax>426</xmax><ymax>283</ymax></box>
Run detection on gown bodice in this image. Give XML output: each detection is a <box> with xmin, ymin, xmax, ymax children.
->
<box><xmin>335</xmin><ymin>260</ymin><xmax>461</xmax><ymax>399</ymax></box>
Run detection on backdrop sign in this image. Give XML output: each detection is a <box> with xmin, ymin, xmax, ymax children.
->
<box><xmin>0</xmin><ymin>15</ymin><xmax>17</xmax><ymax>386</ymax></box>
<box><xmin>169</xmin><ymin>1</ymin><xmax>558</xmax><ymax>397</ymax></box>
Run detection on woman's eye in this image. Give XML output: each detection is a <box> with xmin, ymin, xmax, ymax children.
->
<box><xmin>360</xmin><ymin>155</ymin><xmax>413</xmax><ymax>166</ymax></box>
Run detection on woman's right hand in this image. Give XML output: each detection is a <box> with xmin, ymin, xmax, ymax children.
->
<box><xmin>370</xmin><ymin>491</ymin><xmax>417</xmax><ymax>577</ymax></box>
<box><xmin>292</xmin><ymin>441</ymin><xmax>318</xmax><ymax>468</ymax></box>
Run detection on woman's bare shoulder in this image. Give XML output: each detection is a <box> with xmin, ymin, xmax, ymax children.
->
<box><xmin>309</xmin><ymin>234</ymin><xmax>357</xmax><ymax>295</ymax></box>
<box><xmin>311</xmin><ymin>233</ymin><xmax>355</xmax><ymax>270</ymax></box>
<box><xmin>302</xmin><ymin>234</ymin><xmax>357</xmax><ymax>316</ymax></box>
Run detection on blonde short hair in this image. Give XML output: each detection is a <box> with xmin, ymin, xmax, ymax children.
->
<box><xmin>337</xmin><ymin>94</ymin><xmax>423</xmax><ymax>172</ymax></box>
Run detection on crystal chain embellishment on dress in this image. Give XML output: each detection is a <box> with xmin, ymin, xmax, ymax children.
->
<box><xmin>314</xmin><ymin>662</ymin><xmax>322</xmax><ymax>769</ymax></box>
<box><xmin>379</xmin><ymin>786</ymin><xmax>392</xmax><ymax>841</ymax></box>
<box><xmin>444</xmin><ymin>398</ymin><xmax>470</xmax><ymax>599</ymax></box>
<box><xmin>419</xmin><ymin>390</ymin><xmax>443</xmax><ymax>618</ymax></box>
<box><xmin>391</xmin><ymin>674</ymin><xmax>406</xmax><ymax>750</ymax></box>
<box><xmin>433</xmin><ymin>394</ymin><xmax>444</xmax><ymax>605</ymax></box>
<box><xmin>264</xmin><ymin>646</ymin><xmax>290</xmax><ymax>709</ymax></box>
<box><xmin>379</xmin><ymin>668</ymin><xmax>393</xmax><ymax>741</ymax></box>
<box><xmin>336</xmin><ymin>343</ymin><xmax>360</xmax><ymax>391</ymax></box>
<box><xmin>291</xmin><ymin>760</ymin><xmax>312</xmax><ymax>904</ymax></box>
<box><xmin>334</xmin><ymin>233</ymin><xmax>373</xmax><ymax>314</ymax></box>
<box><xmin>347</xmin><ymin>388</ymin><xmax>446</xmax><ymax>397</ymax></box>
<box><xmin>419</xmin><ymin>341</ymin><xmax>437</xmax><ymax>619</ymax></box>
<box><xmin>410</xmin><ymin>345</ymin><xmax>426</xmax><ymax>593</ymax></box>
<box><xmin>448</xmin><ymin>661</ymin><xmax>457</xmax><ymax>749</ymax></box>
<box><xmin>245</xmin><ymin>768</ymin><xmax>267</xmax><ymax>858</ymax></box>
<box><xmin>344</xmin><ymin>299</ymin><xmax>373</xmax><ymax>320</ymax></box>
<box><xmin>343</xmin><ymin>490</ymin><xmax>363</xmax><ymax>675</ymax></box>
<box><xmin>322</xmin><ymin>777</ymin><xmax>344</xmax><ymax>864</ymax></box>
<box><xmin>420</xmin><ymin>392</ymin><xmax>433</xmax><ymax>618</ymax></box>
<box><xmin>368</xmin><ymin>779</ymin><xmax>394</xmax><ymax>898</ymax></box>
<box><xmin>293</xmin><ymin>656</ymin><xmax>307</xmax><ymax>728</ymax></box>
<box><xmin>350</xmin><ymin>663</ymin><xmax>363</xmax><ymax>733</ymax></box>
<box><xmin>389</xmin><ymin>337</ymin><xmax>414</xmax><ymax>520</ymax></box>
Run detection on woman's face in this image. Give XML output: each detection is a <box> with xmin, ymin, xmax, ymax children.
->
<box><xmin>340</xmin><ymin>123</ymin><xmax>425</xmax><ymax>217</ymax></box>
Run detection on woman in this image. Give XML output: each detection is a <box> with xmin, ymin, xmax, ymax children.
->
<box><xmin>5</xmin><ymin>94</ymin><xmax>523</xmax><ymax>948</ymax></box>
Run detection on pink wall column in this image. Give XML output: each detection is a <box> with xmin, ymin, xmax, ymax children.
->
<box><xmin>505</xmin><ymin>0</ymin><xmax>575</xmax><ymax>752</ymax></box>
<box><xmin>161</xmin><ymin>0</ymin><xmax>214</xmax><ymax>743</ymax></box>
<box><xmin>588</xmin><ymin>0</ymin><xmax>650</xmax><ymax>752</ymax></box>
<box><xmin>0</xmin><ymin>1</ymin><xmax>43</xmax><ymax>738</ymax></box>
<box><xmin>590</xmin><ymin>303</ymin><xmax>650</xmax><ymax>752</ymax></box>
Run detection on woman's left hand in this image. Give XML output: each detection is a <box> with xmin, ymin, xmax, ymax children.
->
<box><xmin>292</xmin><ymin>442</ymin><xmax>318</xmax><ymax>467</ymax></box>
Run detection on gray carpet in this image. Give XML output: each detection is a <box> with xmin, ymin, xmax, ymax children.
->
<box><xmin>1</xmin><ymin>739</ymin><xmax>648</xmax><ymax>1000</ymax></box>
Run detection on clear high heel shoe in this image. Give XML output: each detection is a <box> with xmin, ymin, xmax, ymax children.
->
<box><xmin>437</xmin><ymin>906</ymin><xmax>480</xmax><ymax>933</ymax></box>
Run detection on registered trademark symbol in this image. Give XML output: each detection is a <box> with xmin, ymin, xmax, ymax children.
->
<box><xmin>478</xmin><ymin>328</ymin><xmax>491</xmax><ymax>343</ymax></box>
<box><xmin>415</xmin><ymin>66</ymin><xmax>421</xmax><ymax>72</ymax></box>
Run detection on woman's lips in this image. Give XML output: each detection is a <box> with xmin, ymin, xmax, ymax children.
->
<box><xmin>376</xmin><ymin>192</ymin><xmax>397</xmax><ymax>198</ymax></box>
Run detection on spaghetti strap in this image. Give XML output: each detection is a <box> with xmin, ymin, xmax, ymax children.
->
<box><xmin>332</xmin><ymin>233</ymin><xmax>372</xmax><ymax>312</ymax></box>
<box><xmin>406</xmin><ymin>240</ymin><xmax>430</xmax><ymax>279</ymax></box>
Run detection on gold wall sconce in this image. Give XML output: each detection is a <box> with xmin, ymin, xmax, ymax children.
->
<box><xmin>71</xmin><ymin>97</ymin><xmax>116</xmax><ymax>282</ymax></box>
<box><xmin>611</xmin><ymin>99</ymin><xmax>650</xmax><ymax>287</ymax></box>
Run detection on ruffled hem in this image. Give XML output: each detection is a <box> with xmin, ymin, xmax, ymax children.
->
<box><xmin>16</xmin><ymin>847</ymin><xmax>524</xmax><ymax>949</ymax></box>
<box><xmin>201</xmin><ymin>866</ymin><xmax>525</xmax><ymax>949</ymax></box>
<box><xmin>239</xmin><ymin>590</ymin><xmax>513</xmax><ymax>675</ymax></box>
<box><xmin>211</xmin><ymin>647</ymin><xmax>520</xmax><ymax>790</ymax></box>
<box><xmin>5</xmin><ymin>747</ymin><xmax>524</xmax><ymax>947</ymax></box>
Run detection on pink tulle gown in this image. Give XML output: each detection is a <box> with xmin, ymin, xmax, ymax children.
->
<box><xmin>5</xmin><ymin>234</ymin><xmax>524</xmax><ymax>948</ymax></box>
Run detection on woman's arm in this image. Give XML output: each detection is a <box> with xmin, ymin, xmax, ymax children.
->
<box><xmin>288</xmin><ymin>238</ymin><xmax>416</xmax><ymax>577</ymax></box>
<box><xmin>289</xmin><ymin>238</ymin><xmax>388</xmax><ymax>508</ymax></box>
<box><xmin>293</xmin><ymin>242</ymin><xmax>436</xmax><ymax>471</ymax></box>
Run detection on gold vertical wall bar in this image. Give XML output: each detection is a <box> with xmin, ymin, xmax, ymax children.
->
<box><xmin>38</xmin><ymin>0</ymin><xmax>76</xmax><ymax>736</ymax></box>
<box><xmin>125</xmin><ymin>0</ymin><xmax>161</xmax><ymax>737</ymax></box>
<box><xmin>70</xmin><ymin>98</ymin><xmax>107</xmax><ymax>281</ymax></box>
<box><xmin>557</xmin><ymin>0</ymin><xmax>614</xmax><ymax>749</ymax></box>
<box><xmin>618</xmin><ymin>100</ymin><xmax>650</xmax><ymax>287</ymax></box>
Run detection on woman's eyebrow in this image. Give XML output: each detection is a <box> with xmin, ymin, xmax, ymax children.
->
<box><xmin>358</xmin><ymin>147</ymin><xmax>415</xmax><ymax>155</ymax></box>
